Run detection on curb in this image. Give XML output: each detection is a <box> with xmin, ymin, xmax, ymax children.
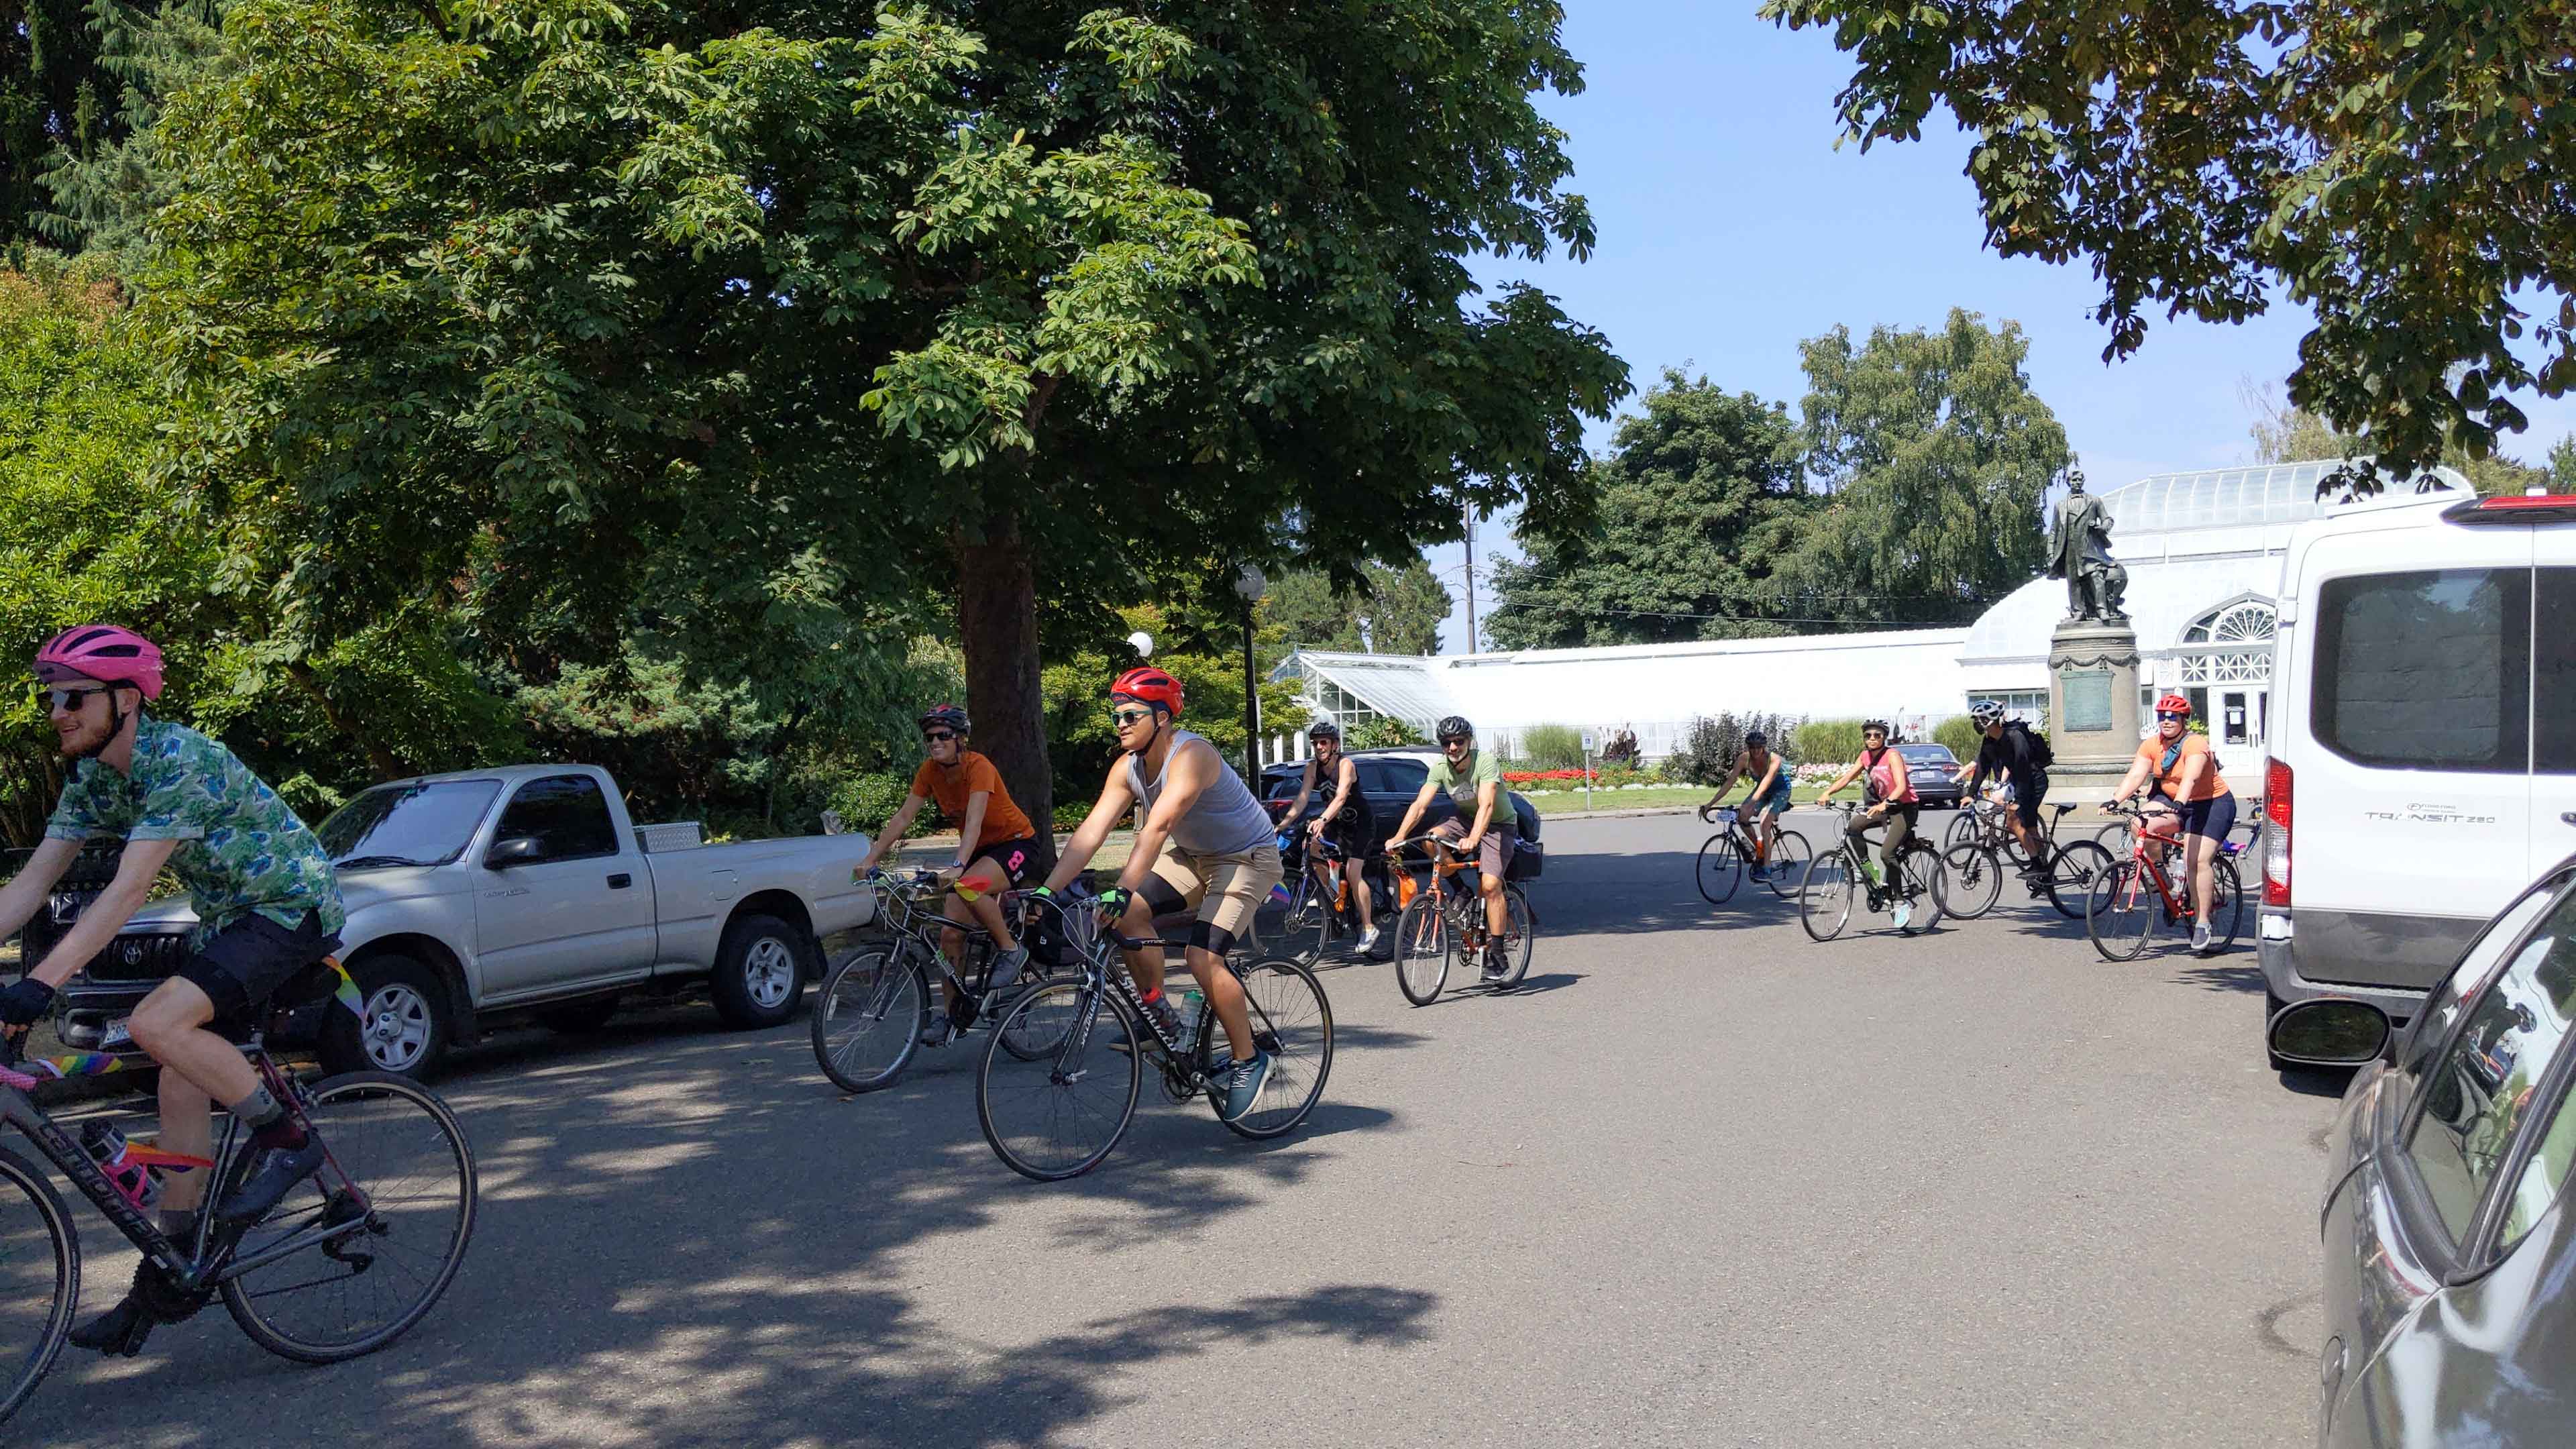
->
<box><xmin>1538</xmin><ymin>805</ymin><xmax>1701</xmax><ymax>822</ymax></box>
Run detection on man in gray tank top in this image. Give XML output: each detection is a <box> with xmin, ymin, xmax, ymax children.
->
<box><xmin>1038</xmin><ymin>666</ymin><xmax>1285</xmax><ymax>1124</ymax></box>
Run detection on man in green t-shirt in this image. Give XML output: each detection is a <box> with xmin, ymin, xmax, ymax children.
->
<box><xmin>1387</xmin><ymin>715</ymin><xmax>1518</xmax><ymax>984</ymax></box>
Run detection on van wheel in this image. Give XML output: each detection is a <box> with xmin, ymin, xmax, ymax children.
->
<box><xmin>536</xmin><ymin>997</ymin><xmax>619</xmax><ymax>1034</ymax></box>
<box><xmin>710</xmin><ymin>913</ymin><xmax>814</xmax><ymax>1029</ymax></box>
<box><xmin>317</xmin><ymin>954</ymin><xmax>449</xmax><ymax>1079</ymax></box>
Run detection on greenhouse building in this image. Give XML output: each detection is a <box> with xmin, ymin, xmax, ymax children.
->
<box><xmin>1279</xmin><ymin>460</ymin><xmax>2473</xmax><ymax>778</ymax></box>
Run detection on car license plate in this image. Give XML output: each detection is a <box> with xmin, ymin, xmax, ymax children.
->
<box><xmin>101</xmin><ymin>1020</ymin><xmax>133</xmax><ymax>1051</ymax></box>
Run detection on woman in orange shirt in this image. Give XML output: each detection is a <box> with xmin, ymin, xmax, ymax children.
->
<box><xmin>2106</xmin><ymin>692</ymin><xmax>2237</xmax><ymax>954</ymax></box>
<box><xmin>855</xmin><ymin>704</ymin><xmax>1044</xmax><ymax>1042</ymax></box>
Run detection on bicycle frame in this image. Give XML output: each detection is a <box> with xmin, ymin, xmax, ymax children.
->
<box><xmin>2110</xmin><ymin>812</ymin><xmax>2199</xmax><ymax>922</ymax></box>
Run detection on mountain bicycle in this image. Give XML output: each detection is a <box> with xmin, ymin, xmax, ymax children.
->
<box><xmin>1263</xmin><ymin>830</ymin><xmax>1395</xmax><ymax>969</ymax></box>
<box><xmin>2084</xmin><ymin>802</ymin><xmax>2245</xmax><ymax>961</ymax></box>
<box><xmin>1943</xmin><ymin>798</ymin><xmax>2114</xmax><ymax>921</ymax></box>
<box><xmin>1693</xmin><ymin>804</ymin><xmax>1811</xmax><ymax>904</ymax></box>
<box><xmin>1798</xmin><ymin>802</ymin><xmax>1947</xmax><ymax>941</ymax></box>
<box><xmin>975</xmin><ymin>891</ymin><xmax>1333</xmax><ymax>1181</ymax></box>
<box><xmin>810</xmin><ymin>868</ymin><xmax>1065</xmax><ymax>1093</ymax></box>
<box><xmin>1386</xmin><ymin>834</ymin><xmax>1536</xmax><ymax>1004</ymax></box>
<box><xmin>0</xmin><ymin>1003</ymin><xmax>474</xmax><ymax>1424</ymax></box>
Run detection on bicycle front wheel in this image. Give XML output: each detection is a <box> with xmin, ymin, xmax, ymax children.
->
<box><xmin>977</xmin><ymin>982</ymin><xmax>1141</xmax><ymax>1181</ymax></box>
<box><xmin>1394</xmin><ymin>897</ymin><xmax>1450</xmax><ymax>1006</ymax></box>
<box><xmin>2046</xmin><ymin>840</ymin><xmax>2114</xmax><ymax>920</ymax></box>
<box><xmin>1799</xmin><ymin>851</ymin><xmax>1856</xmax><ymax>943</ymax></box>
<box><xmin>2085</xmin><ymin>861</ymin><xmax>2157</xmax><ymax>962</ymax></box>
<box><xmin>1762</xmin><ymin>829</ymin><xmax>1811</xmax><ymax>899</ymax></box>
<box><xmin>812</xmin><ymin>948</ymin><xmax>926</xmax><ymax>1091</ymax></box>
<box><xmin>1695</xmin><ymin>835</ymin><xmax>1743</xmax><ymax>904</ymax></box>
<box><xmin>1271</xmin><ymin>873</ymin><xmax>1327</xmax><ymax>969</ymax></box>
<box><xmin>1940</xmin><ymin>842</ymin><xmax>2004</xmax><ymax>920</ymax></box>
<box><xmin>0</xmin><ymin>1146</ymin><xmax>75</xmax><ymax>1426</ymax></box>
<box><xmin>222</xmin><ymin>1071</ymin><xmax>477</xmax><ymax>1364</ymax></box>
<box><xmin>1219</xmin><ymin>958</ymin><xmax>1335</xmax><ymax>1139</ymax></box>
<box><xmin>1943</xmin><ymin>810</ymin><xmax>1978</xmax><ymax>850</ymax></box>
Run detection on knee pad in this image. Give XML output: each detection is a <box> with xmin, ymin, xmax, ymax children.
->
<box><xmin>1189</xmin><ymin>922</ymin><xmax>1238</xmax><ymax>959</ymax></box>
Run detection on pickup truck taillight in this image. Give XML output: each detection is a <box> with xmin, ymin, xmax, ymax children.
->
<box><xmin>2263</xmin><ymin>757</ymin><xmax>2292</xmax><ymax>908</ymax></box>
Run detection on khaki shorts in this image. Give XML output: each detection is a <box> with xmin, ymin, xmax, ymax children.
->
<box><xmin>1432</xmin><ymin>817</ymin><xmax>1515</xmax><ymax>881</ymax></box>
<box><xmin>1143</xmin><ymin>839</ymin><xmax>1283</xmax><ymax>951</ymax></box>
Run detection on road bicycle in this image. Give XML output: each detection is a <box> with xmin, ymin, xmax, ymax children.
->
<box><xmin>1942</xmin><ymin>798</ymin><xmax>2114</xmax><ymax>921</ymax></box>
<box><xmin>1797</xmin><ymin>802</ymin><xmax>1947</xmax><ymax>942</ymax></box>
<box><xmin>1264</xmin><ymin>828</ymin><xmax>1395</xmax><ymax>969</ymax></box>
<box><xmin>811</xmin><ymin>868</ymin><xmax>1065</xmax><ymax>1093</ymax></box>
<box><xmin>975</xmin><ymin>890</ymin><xmax>1333</xmax><ymax>1181</ymax></box>
<box><xmin>0</xmin><ymin>997</ymin><xmax>474</xmax><ymax>1424</ymax></box>
<box><xmin>1693</xmin><ymin>803</ymin><xmax>1811</xmax><ymax>905</ymax></box>
<box><xmin>1386</xmin><ymin>834</ymin><xmax>1536</xmax><ymax>1005</ymax></box>
<box><xmin>2084</xmin><ymin>802</ymin><xmax>2245</xmax><ymax>961</ymax></box>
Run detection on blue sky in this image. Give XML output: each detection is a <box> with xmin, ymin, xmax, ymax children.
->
<box><xmin>1426</xmin><ymin>1</ymin><xmax>2576</xmax><ymax>654</ymax></box>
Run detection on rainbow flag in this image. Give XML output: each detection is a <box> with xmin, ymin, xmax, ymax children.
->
<box><xmin>329</xmin><ymin>958</ymin><xmax>364</xmax><ymax>1018</ymax></box>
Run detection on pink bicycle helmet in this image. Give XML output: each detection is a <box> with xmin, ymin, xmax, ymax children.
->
<box><xmin>32</xmin><ymin>625</ymin><xmax>164</xmax><ymax>699</ymax></box>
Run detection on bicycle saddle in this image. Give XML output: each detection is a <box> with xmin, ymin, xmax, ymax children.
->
<box><xmin>2049</xmin><ymin>804</ymin><xmax>2080</xmax><ymax>818</ymax></box>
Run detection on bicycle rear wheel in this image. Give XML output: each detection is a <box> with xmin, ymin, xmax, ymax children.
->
<box><xmin>222</xmin><ymin>1071</ymin><xmax>476</xmax><ymax>1364</ymax></box>
<box><xmin>1940</xmin><ymin>842</ymin><xmax>2004</xmax><ymax>919</ymax></box>
<box><xmin>2045</xmin><ymin>840</ymin><xmax>2114</xmax><ymax>920</ymax></box>
<box><xmin>1897</xmin><ymin>844</ymin><xmax>1945</xmax><ymax>934</ymax></box>
<box><xmin>0</xmin><ymin>1146</ymin><xmax>74</xmax><ymax>1426</ymax></box>
<box><xmin>1489</xmin><ymin>885</ymin><xmax>1536</xmax><ymax>990</ymax></box>
<box><xmin>1394</xmin><ymin>897</ymin><xmax>1450</xmax><ymax>1006</ymax></box>
<box><xmin>2085</xmin><ymin>861</ymin><xmax>2157</xmax><ymax>962</ymax></box>
<box><xmin>1762</xmin><ymin>829</ymin><xmax>1810</xmax><ymax>898</ymax></box>
<box><xmin>811</xmin><ymin>947</ymin><xmax>924</xmax><ymax>1091</ymax></box>
<box><xmin>1695</xmin><ymin>835</ymin><xmax>1743</xmax><ymax>904</ymax></box>
<box><xmin>1798</xmin><ymin>851</ymin><xmax>1856</xmax><ymax>942</ymax></box>
<box><xmin>2207</xmin><ymin>857</ymin><xmax>2245</xmax><ymax>953</ymax></box>
<box><xmin>977</xmin><ymin>982</ymin><xmax>1141</xmax><ymax>1181</ymax></box>
<box><xmin>1218</xmin><ymin>959</ymin><xmax>1335</xmax><ymax>1138</ymax></box>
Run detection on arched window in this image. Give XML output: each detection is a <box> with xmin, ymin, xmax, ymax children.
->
<box><xmin>2178</xmin><ymin>598</ymin><xmax>2276</xmax><ymax>684</ymax></box>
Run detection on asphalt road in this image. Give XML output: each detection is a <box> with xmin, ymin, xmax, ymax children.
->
<box><xmin>17</xmin><ymin>810</ymin><xmax>2343</xmax><ymax>1448</ymax></box>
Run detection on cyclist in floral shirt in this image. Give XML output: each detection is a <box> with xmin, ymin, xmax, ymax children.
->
<box><xmin>0</xmin><ymin>627</ymin><xmax>345</xmax><ymax>1357</ymax></box>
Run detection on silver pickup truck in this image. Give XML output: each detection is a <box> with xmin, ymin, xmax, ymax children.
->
<box><xmin>53</xmin><ymin>763</ymin><xmax>876</xmax><ymax>1077</ymax></box>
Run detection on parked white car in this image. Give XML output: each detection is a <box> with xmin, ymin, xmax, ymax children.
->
<box><xmin>54</xmin><ymin>763</ymin><xmax>876</xmax><ymax>1076</ymax></box>
<box><xmin>2260</xmin><ymin>487</ymin><xmax>2576</xmax><ymax>1063</ymax></box>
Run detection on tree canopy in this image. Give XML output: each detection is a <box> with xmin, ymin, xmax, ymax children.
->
<box><xmin>1263</xmin><ymin>562</ymin><xmax>1452</xmax><ymax>656</ymax></box>
<box><xmin>1766</xmin><ymin>0</ymin><xmax>2576</xmax><ymax>477</ymax></box>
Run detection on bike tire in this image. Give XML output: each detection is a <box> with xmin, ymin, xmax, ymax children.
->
<box><xmin>977</xmin><ymin>981</ymin><xmax>1141</xmax><ymax>1182</ymax></box>
<box><xmin>811</xmin><ymin>947</ymin><xmax>926</xmax><ymax>1092</ymax></box>
<box><xmin>1940</xmin><ymin>842</ymin><xmax>2004</xmax><ymax>920</ymax></box>
<box><xmin>1695</xmin><ymin>834</ymin><xmax>1743</xmax><ymax>905</ymax></box>
<box><xmin>1762</xmin><ymin>829</ymin><xmax>1811</xmax><ymax>899</ymax></box>
<box><xmin>222</xmin><ymin>1071</ymin><xmax>478</xmax><ymax>1364</ymax></box>
<box><xmin>1394</xmin><ymin>897</ymin><xmax>1450</xmax><ymax>1006</ymax></box>
<box><xmin>1490</xmin><ymin>885</ymin><xmax>1536</xmax><ymax>991</ymax></box>
<box><xmin>0</xmin><ymin>1146</ymin><xmax>75</xmax><ymax>1427</ymax></box>
<box><xmin>2084</xmin><ymin>861</ymin><xmax>2157</xmax><ymax>962</ymax></box>
<box><xmin>1798</xmin><ymin>850</ymin><xmax>1855</xmax><ymax>943</ymax></box>
<box><xmin>1897</xmin><ymin>843</ymin><xmax>1945</xmax><ymax>934</ymax></box>
<box><xmin>2208</xmin><ymin>857</ymin><xmax>2245</xmax><ymax>953</ymax></box>
<box><xmin>2046</xmin><ymin>840</ymin><xmax>2114</xmax><ymax>921</ymax></box>
<box><xmin>1942</xmin><ymin>810</ymin><xmax>1979</xmax><ymax>851</ymax></box>
<box><xmin>1216</xmin><ymin>958</ymin><xmax>1336</xmax><ymax>1139</ymax></box>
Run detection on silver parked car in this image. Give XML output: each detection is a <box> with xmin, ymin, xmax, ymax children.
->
<box><xmin>2269</xmin><ymin>853</ymin><xmax>2576</xmax><ymax>1447</ymax></box>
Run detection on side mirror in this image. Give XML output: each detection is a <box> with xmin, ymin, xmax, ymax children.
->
<box><xmin>486</xmin><ymin>836</ymin><xmax>544</xmax><ymax>869</ymax></box>
<box><xmin>2266</xmin><ymin>998</ymin><xmax>2392</xmax><ymax>1068</ymax></box>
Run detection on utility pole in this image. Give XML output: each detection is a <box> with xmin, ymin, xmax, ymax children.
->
<box><xmin>1462</xmin><ymin>506</ymin><xmax>1479</xmax><ymax>654</ymax></box>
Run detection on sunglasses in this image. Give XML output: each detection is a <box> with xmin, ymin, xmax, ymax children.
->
<box><xmin>36</xmin><ymin>686</ymin><xmax>109</xmax><ymax>714</ymax></box>
<box><xmin>1439</xmin><ymin>736</ymin><xmax>1470</xmax><ymax>747</ymax></box>
<box><xmin>1110</xmin><ymin>708</ymin><xmax>1157</xmax><ymax>728</ymax></box>
<box><xmin>922</xmin><ymin>730</ymin><xmax>957</xmax><ymax>743</ymax></box>
<box><xmin>2156</xmin><ymin>711</ymin><xmax>2190</xmax><ymax>722</ymax></box>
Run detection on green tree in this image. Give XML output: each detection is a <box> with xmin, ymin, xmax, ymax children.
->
<box><xmin>32</xmin><ymin>0</ymin><xmax>226</xmax><ymax>261</ymax></box>
<box><xmin>1785</xmin><ymin>310</ymin><xmax>2066</xmax><ymax>626</ymax></box>
<box><xmin>2551</xmin><ymin>435</ymin><xmax>2576</xmax><ymax>490</ymax></box>
<box><xmin>1263</xmin><ymin>561</ymin><xmax>1451</xmax><ymax>656</ymax></box>
<box><xmin>2241</xmin><ymin>376</ymin><xmax>2360</xmax><ymax>464</ymax></box>
<box><xmin>143</xmin><ymin>0</ymin><xmax>1627</xmax><ymax>869</ymax></box>
<box><xmin>1766</xmin><ymin>0</ymin><xmax>2576</xmax><ymax>477</ymax></box>
<box><xmin>1486</xmin><ymin>370</ymin><xmax>1805</xmax><ymax>649</ymax></box>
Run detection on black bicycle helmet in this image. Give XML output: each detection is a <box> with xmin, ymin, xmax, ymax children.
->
<box><xmin>1743</xmin><ymin>729</ymin><xmax>1767</xmax><ymax>748</ymax></box>
<box><xmin>1436</xmin><ymin>715</ymin><xmax>1473</xmax><ymax>742</ymax></box>
<box><xmin>1307</xmin><ymin>718</ymin><xmax>1341</xmax><ymax>741</ymax></box>
<box><xmin>919</xmin><ymin>703</ymin><xmax>969</xmax><ymax>735</ymax></box>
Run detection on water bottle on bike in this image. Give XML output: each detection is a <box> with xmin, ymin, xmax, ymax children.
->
<box><xmin>79</xmin><ymin>1121</ymin><xmax>162</xmax><ymax>1213</ymax></box>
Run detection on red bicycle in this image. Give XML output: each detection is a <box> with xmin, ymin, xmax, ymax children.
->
<box><xmin>2083</xmin><ymin>801</ymin><xmax>2244</xmax><ymax>961</ymax></box>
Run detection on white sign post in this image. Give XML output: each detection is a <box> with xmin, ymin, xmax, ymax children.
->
<box><xmin>1580</xmin><ymin>730</ymin><xmax>1598</xmax><ymax>810</ymax></box>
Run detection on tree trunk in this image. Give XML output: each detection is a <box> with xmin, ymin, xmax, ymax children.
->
<box><xmin>954</xmin><ymin>515</ymin><xmax>1057</xmax><ymax>875</ymax></box>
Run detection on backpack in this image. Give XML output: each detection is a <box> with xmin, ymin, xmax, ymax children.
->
<box><xmin>2012</xmin><ymin>721</ymin><xmax>2053</xmax><ymax>770</ymax></box>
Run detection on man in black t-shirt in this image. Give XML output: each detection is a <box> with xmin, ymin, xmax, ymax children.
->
<box><xmin>1953</xmin><ymin>700</ymin><xmax>2051</xmax><ymax>876</ymax></box>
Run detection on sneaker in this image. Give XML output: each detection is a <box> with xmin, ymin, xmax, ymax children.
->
<box><xmin>1213</xmin><ymin>1051</ymin><xmax>1273</xmax><ymax>1123</ymax></box>
<box><xmin>1355</xmin><ymin>926</ymin><xmax>1382</xmax><ymax>955</ymax></box>
<box><xmin>1891</xmin><ymin>900</ymin><xmax>1913</xmax><ymax>930</ymax></box>
<box><xmin>1749</xmin><ymin>863</ymin><xmax>1769</xmax><ymax>881</ymax></box>
<box><xmin>918</xmin><ymin>1016</ymin><xmax>958</xmax><ymax>1047</ymax></box>
<box><xmin>1481</xmin><ymin>949</ymin><xmax>1511</xmax><ymax>984</ymax></box>
<box><xmin>215</xmin><ymin>1134</ymin><xmax>326</xmax><ymax>1226</ymax></box>
<box><xmin>2190</xmin><ymin>922</ymin><xmax>2213</xmax><ymax>955</ymax></box>
<box><xmin>979</xmin><ymin>948</ymin><xmax>1030</xmax><ymax>1017</ymax></box>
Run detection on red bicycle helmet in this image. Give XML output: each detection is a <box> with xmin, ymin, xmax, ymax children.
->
<box><xmin>32</xmin><ymin>625</ymin><xmax>164</xmax><ymax>700</ymax></box>
<box><xmin>1110</xmin><ymin>667</ymin><xmax>1183</xmax><ymax>717</ymax></box>
<box><xmin>2153</xmin><ymin>692</ymin><xmax>2192</xmax><ymax>716</ymax></box>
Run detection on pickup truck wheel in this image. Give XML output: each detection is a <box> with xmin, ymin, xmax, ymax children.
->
<box><xmin>317</xmin><ymin>955</ymin><xmax>448</xmax><ymax>1079</ymax></box>
<box><xmin>710</xmin><ymin>913</ymin><xmax>814</xmax><ymax>1029</ymax></box>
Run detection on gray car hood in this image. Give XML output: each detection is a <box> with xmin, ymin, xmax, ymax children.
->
<box><xmin>117</xmin><ymin>865</ymin><xmax>453</xmax><ymax>936</ymax></box>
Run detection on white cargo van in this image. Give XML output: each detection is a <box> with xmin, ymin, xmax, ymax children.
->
<box><xmin>2261</xmin><ymin>489</ymin><xmax>2576</xmax><ymax>1047</ymax></box>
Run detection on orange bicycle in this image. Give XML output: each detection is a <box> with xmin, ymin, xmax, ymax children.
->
<box><xmin>1385</xmin><ymin>835</ymin><xmax>1534</xmax><ymax>1004</ymax></box>
<box><xmin>2083</xmin><ymin>802</ymin><xmax>2243</xmax><ymax>960</ymax></box>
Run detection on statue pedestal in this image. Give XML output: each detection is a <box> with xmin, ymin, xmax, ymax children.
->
<box><xmin>2046</xmin><ymin>619</ymin><xmax>2141</xmax><ymax>803</ymax></box>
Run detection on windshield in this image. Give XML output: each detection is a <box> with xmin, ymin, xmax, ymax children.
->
<box><xmin>317</xmin><ymin>781</ymin><xmax>502</xmax><ymax>868</ymax></box>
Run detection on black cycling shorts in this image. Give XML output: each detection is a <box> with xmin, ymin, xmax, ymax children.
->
<box><xmin>973</xmin><ymin>837</ymin><xmax>1044</xmax><ymax>889</ymax></box>
<box><xmin>2012</xmin><ymin>768</ymin><xmax>2049</xmax><ymax>830</ymax></box>
<box><xmin>175</xmin><ymin>910</ymin><xmax>339</xmax><ymax>1024</ymax></box>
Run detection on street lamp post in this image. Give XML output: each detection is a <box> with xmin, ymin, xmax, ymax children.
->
<box><xmin>1232</xmin><ymin>563</ymin><xmax>1267</xmax><ymax>786</ymax></box>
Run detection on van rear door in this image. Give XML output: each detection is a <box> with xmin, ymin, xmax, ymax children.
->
<box><xmin>2537</xmin><ymin>566</ymin><xmax>2576</xmax><ymax>867</ymax></box>
<box><xmin>2294</xmin><ymin>528</ymin><xmax>2534</xmax><ymax>991</ymax></box>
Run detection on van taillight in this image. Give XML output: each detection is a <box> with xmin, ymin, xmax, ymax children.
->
<box><xmin>2263</xmin><ymin>757</ymin><xmax>2292</xmax><ymax>908</ymax></box>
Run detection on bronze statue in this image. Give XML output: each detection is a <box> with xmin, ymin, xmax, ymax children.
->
<box><xmin>2046</xmin><ymin>468</ymin><xmax>2129</xmax><ymax>624</ymax></box>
